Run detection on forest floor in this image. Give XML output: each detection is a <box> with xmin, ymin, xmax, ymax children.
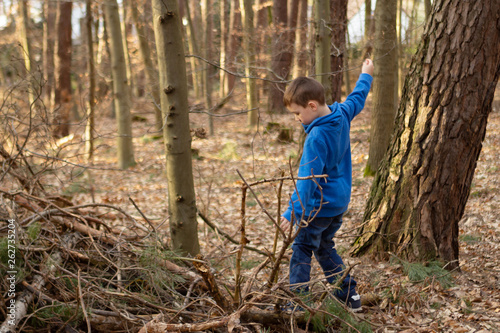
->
<box><xmin>3</xmin><ymin>81</ymin><xmax>499</xmax><ymax>332</ymax></box>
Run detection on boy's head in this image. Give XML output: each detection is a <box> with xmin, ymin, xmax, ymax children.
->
<box><xmin>283</xmin><ymin>76</ymin><xmax>326</xmax><ymax>108</ymax></box>
<box><xmin>283</xmin><ymin>77</ymin><xmax>328</xmax><ymax>125</ymax></box>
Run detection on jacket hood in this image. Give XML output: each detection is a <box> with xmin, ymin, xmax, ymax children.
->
<box><xmin>303</xmin><ymin>103</ymin><xmax>340</xmax><ymax>134</ymax></box>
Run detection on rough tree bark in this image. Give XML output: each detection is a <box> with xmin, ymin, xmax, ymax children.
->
<box><xmin>365</xmin><ymin>0</ymin><xmax>398</xmax><ymax>175</ymax></box>
<box><xmin>104</xmin><ymin>0</ymin><xmax>136</xmax><ymax>169</ymax></box>
<box><xmin>351</xmin><ymin>0</ymin><xmax>500</xmax><ymax>270</ymax></box>
<box><xmin>52</xmin><ymin>1</ymin><xmax>73</xmax><ymax>138</ymax></box>
<box><xmin>152</xmin><ymin>0</ymin><xmax>200</xmax><ymax>256</ymax></box>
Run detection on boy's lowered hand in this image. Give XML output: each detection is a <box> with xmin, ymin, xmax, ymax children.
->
<box><xmin>280</xmin><ymin>216</ymin><xmax>291</xmax><ymax>233</ymax></box>
<box><xmin>362</xmin><ymin>59</ymin><xmax>374</xmax><ymax>76</ymax></box>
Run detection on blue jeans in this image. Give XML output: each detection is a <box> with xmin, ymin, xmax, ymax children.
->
<box><xmin>289</xmin><ymin>214</ymin><xmax>356</xmax><ymax>299</ymax></box>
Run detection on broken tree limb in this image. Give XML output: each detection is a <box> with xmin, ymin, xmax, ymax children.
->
<box><xmin>192</xmin><ymin>254</ymin><xmax>233</xmax><ymax>312</ymax></box>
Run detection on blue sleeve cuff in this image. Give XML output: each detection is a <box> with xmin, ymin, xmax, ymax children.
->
<box><xmin>359</xmin><ymin>73</ymin><xmax>373</xmax><ymax>85</ymax></box>
<box><xmin>283</xmin><ymin>208</ymin><xmax>292</xmax><ymax>223</ymax></box>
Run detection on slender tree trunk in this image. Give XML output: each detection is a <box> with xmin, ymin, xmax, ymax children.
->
<box><xmin>362</xmin><ymin>0</ymin><xmax>374</xmax><ymax>59</ymax></box>
<box><xmin>219</xmin><ymin>0</ymin><xmax>229</xmax><ymax>98</ymax></box>
<box><xmin>225</xmin><ymin>0</ymin><xmax>240</xmax><ymax>94</ymax></box>
<box><xmin>202</xmin><ymin>0</ymin><xmax>214</xmax><ymax>134</ymax></box>
<box><xmin>329</xmin><ymin>0</ymin><xmax>347</xmax><ymax>103</ymax></box>
<box><xmin>365</xmin><ymin>0</ymin><xmax>398</xmax><ymax>175</ymax></box>
<box><xmin>17</xmin><ymin>0</ymin><xmax>34</xmax><ymax>106</ymax></box>
<box><xmin>269</xmin><ymin>0</ymin><xmax>292</xmax><ymax>113</ymax></box>
<box><xmin>184</xmin><ymin>0</ymin><xmax>202</xmax><ymax>99</ymax></box>
<box><xmin>131</xmin><ymin>4</ymin><xmax>162</xmax><ymax>130</ymax></box>
<box><xmin>292</xmin><ymin>0</ymin><xmax>308</xmax><ymax>78</ymax></box>
<box><xmin>53</xmin><ymin>1</ymin><xmax>73</xmax><ymax>138</ymax></box>
<box><xmin>85</xmin><ymin>0</ymin><xmax>96</xmax><ymax>163</ymax></box>
<box><xmin>239</xmin><ymin>0</ymin><xmax>258</xmax><ymax>127</ymax></box>
<box><xmin>104</xmin><ymin>0</ymin><xmax>136</xmax><ymax>169</ymax></box>
<box><xmin>120</xmin><ymin>1</ymin><xmax>135</xmax><ymax>98</ymax></box>
<box><xmin>315</xmin><ymin>0</ymin><xmax>331</xmax><ymax>104</ymax></box>
<box><xmin>397</xmin><ymin>0</ymin><xmax>403</xmax><ymax>97</ymax></box>
<box><xmin>43</xmin><ymin>0</ymin><xmax>56</xmax><ymax>109</ymax></box>
<box><xmin>152</xmin><ymin>0</ymin><xmax>200</xmax><ymax>256</ymax></box>
<box><xmin>352</xmin><ymin>0</ymin><xmax>500</xmax><ymax>270</ymax></box>
<box><xmin>424</xmin><ymin>0</ymin><xmax>432</xmax><ymax>20</ymax></box>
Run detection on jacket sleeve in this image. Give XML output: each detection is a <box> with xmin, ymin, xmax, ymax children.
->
<box><xmin>339</xmin><ymin>73</ymin><xmax>373</xmax><ymax>122</ymax></box>
<box><xmin>283</xmin><ymin>134</ymin><xmax>328</xmax><ymax>223</ymax></box>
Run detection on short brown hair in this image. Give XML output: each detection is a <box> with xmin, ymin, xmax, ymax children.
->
<box><xmin>283</xmin><ymin>77</ymin><xmax>326</xmax><ymax>107</ymax></box>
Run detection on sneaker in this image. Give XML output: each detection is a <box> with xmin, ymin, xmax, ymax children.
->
<box><xmin>335</xmin><ymin>291</ymin><xmax>362</xmax><ymax>312</ymax></box>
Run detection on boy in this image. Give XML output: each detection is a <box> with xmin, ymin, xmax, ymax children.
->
<box><xmin>280</xmin><ymin>59</ymin><xmax>374</xmax><ymax>312</ymax></box>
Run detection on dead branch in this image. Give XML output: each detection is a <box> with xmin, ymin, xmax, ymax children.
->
<box><xmin>197</xmin><ymin>210</ymin><xmax>268</xmax><ymax>256</ymax></box>
<box><xmin>192</xmin><ymin>254</ymin><xmax>233</xmax><ymax>312</ymax></box>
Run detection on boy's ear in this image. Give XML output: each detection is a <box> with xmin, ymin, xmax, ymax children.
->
<box><xmin>308</xmin><ymin>101</ymin><xmax>319</xmax><ymax>111</ymax></box>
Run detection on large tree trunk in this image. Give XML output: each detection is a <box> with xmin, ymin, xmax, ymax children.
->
<box><xmin>365</xmin><ymin>0</ymin><xmax>398</xmax><ymax>175</ymax></box>
<box><xmin>239</xmin><ymin>0</ymin><xmax>258</xmax><ymax>127</ymax></box>
<box><xmin>351</xmin><ymin>0</ymin><xmax>500</xmax><ymax>270</ymax></box>
<box><xmin>329</xmin><ymin>0</ymin><xmax>347</xmax><ymax>103</ymax></box>
<box><xmin>104</xmin><ymin>0</ymin><xmax>136</xmax><ymax>169</ymax></box>
<box><xmin>52</xmin><ymin>1</ymin><xmax>73</xmax><ymax>138</ymax></box>
<box><xmin>315</xmin><ymin>0</ymin><xmax>331</xmax><ymax>104</ymax></box>
<box><xmin>152</xmin><ymin>0</ymin><xmax>200</xmax><ymax>256</ymax></box>
<box><xmin>130</xmin><ymin>3</ymin><xmax>162</xmax><ymax>130</ymax></box>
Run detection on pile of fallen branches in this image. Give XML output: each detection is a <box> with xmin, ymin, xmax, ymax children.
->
<box><xmin>0</xmin><ymin>171</ymin><xmax>372</xmax><ymax>332</ymax></box>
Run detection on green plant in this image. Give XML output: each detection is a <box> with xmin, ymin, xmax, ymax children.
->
<box><xmin>459</xmin><ymin>234</ymin><xmax>482</xmax><ymax>244</ymax></box>
<box><xmin>306</xmin><ymin>298</ymin><xmax>372</xmax><ymax>332</ymax></box>
<box><xmin>27</xmin><ymin>222</ymin><xmax>41</xmax><ymax>241</ymax></box>
<box><xmin>390</xmin><ymin>257</ymin><xmax>454</xmax><ymax>289</ymax></box>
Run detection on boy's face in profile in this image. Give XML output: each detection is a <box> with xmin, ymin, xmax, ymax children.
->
<box><xmin>287</xmin><ymin>101</ymin><xmax>319</xmax><ymax>125</ymax></box>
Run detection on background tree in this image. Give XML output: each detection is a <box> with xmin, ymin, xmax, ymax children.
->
<box><xmin>85</xmin><ymin>0</ymin><xmax>96</xmax><ymax>162</ymax></box>
<box><xmin>104</xmin><ymin>0</ymin><xmax>135</xmax><ymax>169</ymax></box>
<box><xmin>291</xmin><ymin>0</ymin><xmax>308</xmax><ymax>78</ymax></box>
<box><xmin>315</xmin><ymin>0</ymin><xmax>332</xmax><ymax>104</ymax></box>
<box><xmin>52</xmin><ymin>0</ymin><xmax>73</xmax><ymax>138</ymax></box>
<box><xmin>42</xmin><ymin>0</ymin><xmax>56</xmax><ymax>109</ymax></box>
<box><xmin>131</xmin><ymin>3</ymin><xmax>162</xmax><ymax>130</ymax></box>
<box><xmin>152</xmin><ymin>0</ymin><xmax>200</xmax><ymax>256</ymax></box>
<box><xmin>269</xmin><ymin>0</ymin><xmax>292</xmax><ymax>113</ymax></box>
<box><xmin>365</xmin><ymin>0</ymin><xmax>398</xmax><ymax>175</ymax></box>
<box><xmin>239</xmin><ymin>0</ymin><xmax>258</xmax><ymax>127</ymax></box>
<box><xmin>329</xmin><ymin>0</ymin><xmax>347</xmax><ymax>102</ymax></box>
<box><xmin>351</xmin><ymin>0</ymin><xmax>500</xmax><ymax>270</ymax></box>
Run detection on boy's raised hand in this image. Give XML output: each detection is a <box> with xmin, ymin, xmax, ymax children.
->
<box><xmin>362</xmin><ymin>59</ymin><xmax>374</xmax><ymax>76</ymax></box>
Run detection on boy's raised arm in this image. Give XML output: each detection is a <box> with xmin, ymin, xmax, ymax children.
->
<box><xmin>340</xmin><ymin>59</ymin><xmax>374</xmax><ymax>122</ymax></box>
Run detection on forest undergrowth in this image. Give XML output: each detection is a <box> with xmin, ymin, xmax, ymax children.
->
<box><xmin>0</xmin><ymin>81</ymin><xmax>498</xmax><ymax>332</ymax></box>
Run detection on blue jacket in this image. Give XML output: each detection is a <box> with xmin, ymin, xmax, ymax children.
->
<box><xmin>283</xmin><ymin>73</ymin><xmax>373</xmax><ymax>223</ymax></box>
